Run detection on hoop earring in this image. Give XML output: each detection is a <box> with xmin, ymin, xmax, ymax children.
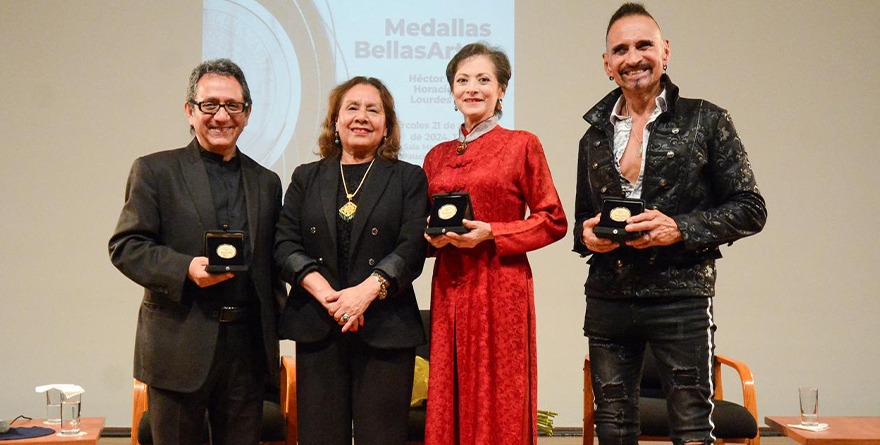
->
<box><xmin>609</xmin><ymin>76</ymin><xmax>614</xmax><ymax>81</ymax></box>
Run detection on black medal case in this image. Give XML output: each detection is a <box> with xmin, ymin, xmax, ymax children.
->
<box><xmin>593</xmin><ymin>198</ymin><xmax>645</xmax><ymax>242</ymax></box>
<box><xmin>205</xmin><ymin>230</ymin><xmax>248</xmax><ymax>273</ymax></box>
<box><xmin>426</xmin><ymin>192</ymin><xmax>474</xmax><ymax>236</ymax></box>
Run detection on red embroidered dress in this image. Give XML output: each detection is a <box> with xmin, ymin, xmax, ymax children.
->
<box><xmin>423</xmin><ymin>126</ymin><xmax>567</xmax><ymax>445</ymax></box>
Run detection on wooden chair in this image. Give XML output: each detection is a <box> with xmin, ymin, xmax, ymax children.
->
<box><xmin>131</xmin><ymin>355</ymin><xmax>297</xmax><ymax>445</ymax></box>
<box><xmin>583</xmin><ymin>349</ymin><xmax>759</xmax><ymax>445</ymax></box>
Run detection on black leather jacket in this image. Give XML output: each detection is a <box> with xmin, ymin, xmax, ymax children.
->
<box><xmin>573</xmin><ymin>75</ymin><xmax>767</xmax><ymax>299</ymax></box>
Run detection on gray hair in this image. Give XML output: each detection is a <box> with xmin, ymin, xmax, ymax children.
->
<box><xmin>186</xmin><ymin>58</ymin><xmax>252</xmax><ymax>105</ymax></box>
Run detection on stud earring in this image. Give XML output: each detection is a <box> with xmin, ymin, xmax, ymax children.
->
<box><xmin>663</xmin><ymin>64</ymin><xmax>668</xmax><ymax>72</ymax></box>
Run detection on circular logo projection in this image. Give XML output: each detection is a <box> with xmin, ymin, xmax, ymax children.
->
<box><xmin>203</xmin><ymin>0</ymin><xmax>303</xmax><ymax>168</ymax></box>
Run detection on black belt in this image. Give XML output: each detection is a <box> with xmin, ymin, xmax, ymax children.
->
<box><xmin>214</xmin><ymin>306</ymin><xmax>249</xmax><ymax>323</ymax></box>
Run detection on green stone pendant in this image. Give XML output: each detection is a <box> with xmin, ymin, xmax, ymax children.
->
<box><xmin>338</xmin><ymin>200</ymin><xmax>357</xmax><ymax>221</ymax></box>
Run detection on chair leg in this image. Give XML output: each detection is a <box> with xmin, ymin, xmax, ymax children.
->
<box><xmin>583</xmin><ymin>355</ymin><xmax>595</xmax><ymax>445</ymax></box>
<box><xmin>132</xmin><ymin>379</ymin><xmax>148</xmax><ymax>445</ymax></box>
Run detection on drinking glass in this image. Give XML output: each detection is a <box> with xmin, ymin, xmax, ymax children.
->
<box><xmin>59</xmin><ymin>393</ymin><xmax>81</xmax><ymax>435</ymax></box>
<box><xmin>44</xmin><ymin>388</ymin><xmax>62</xmax><ymax>425</ymax></box>
<box><xmin>799</xmin><ymin>386</ymin><xmax>819</xmax><ymax>426</ymax></box>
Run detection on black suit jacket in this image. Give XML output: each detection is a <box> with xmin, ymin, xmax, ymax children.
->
<box><xmin>109</xmin><ymin>139</ymin><xmax>284</xmax><ymax>392</ymax></box>
<box><xmin>275</xmin><ymin>156</ymin><xmax>428</xmax><ymax>348</ymax></box>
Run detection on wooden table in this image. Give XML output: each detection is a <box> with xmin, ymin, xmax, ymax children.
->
<box><xmin>4</xmin><ymin>418</ymin><xmax>105</xmax><ymax>444</ymax></box>
<box><xmin>765</xmin><ymin>416</ymin><xmax>880</xmax><ymax>445</ymax></box>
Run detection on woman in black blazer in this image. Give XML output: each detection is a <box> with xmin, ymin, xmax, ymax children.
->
<box><xmin>274</xmin><ymin>76</ymin><xmax>429</xmax><ymax>445</ymax></box>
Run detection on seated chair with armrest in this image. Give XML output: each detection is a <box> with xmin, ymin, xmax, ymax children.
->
<box><xmin>131</xmin><ymin>355</ymin><xmax>297</xmax><ymax>445</ymax></box>
<box><xmin>583</xmin><ymin>346</ymin><xmax>759</xmax><ymax>445</ymax></box>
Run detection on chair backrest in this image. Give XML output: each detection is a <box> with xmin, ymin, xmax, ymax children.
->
<box><xmin>415</xmin><ymin>309</ymin><xmax>431</xmax><ymax>360</ymax></box>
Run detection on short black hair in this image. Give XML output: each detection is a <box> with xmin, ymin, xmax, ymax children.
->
<box><xmin>606</xmin><ymin>2</ymin><xmax>660</xmax><ymax>37</ymax></box>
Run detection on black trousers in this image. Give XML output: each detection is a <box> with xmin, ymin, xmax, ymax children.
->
<box><xmin>585</xmin><ymin>297</ymin><xmax>717</xmax><ymax>445</ymax></box>
<box><xmin>148</xmin><ymin>322</ymin><xmax>266</xmax><ymax>445</ymax></box>
<box><xmin>296</xmin><ymin>334</ymin><xmax>415</xmax><ymax>445</ymax></box>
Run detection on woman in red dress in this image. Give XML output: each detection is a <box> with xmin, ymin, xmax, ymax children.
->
<box><xmin>423</xmin><ymin>42</ymin><xmax>567</xmax><ymax>445</ymax></box>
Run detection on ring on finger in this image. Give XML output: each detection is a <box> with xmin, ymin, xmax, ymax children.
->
<box><xmin>341</xmin><ymin>313</ymin><xmax>350</xmax><ymax>322</ymax></box>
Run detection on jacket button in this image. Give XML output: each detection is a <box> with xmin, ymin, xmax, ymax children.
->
<box><xmin>317</xmin><ymin>257</ymin><xmax>324</xmax><ymax>264</ymax></box>
<box><xmin>368</xmin><ymin>258</ymin><xmax>376</xmax><ymax>266</ymax></box>
<box><xmin>593</xmin><ymin>140</ymin><xmax>601</xmax><ymax>147</ymax></box>
<box><xmin>371</xmin><ymin>227</ymin><xmax>379</xmax><ymax>236</ymax></box>
<box><xmin>616</xmin><ymin>260</ymin><xmax>624</xmax><ymax>268</ymax></box>
<box><xmin>600</xmin><ymin>186</ymin><xmax>608</xmax><ymax>193</ymax></box>
<box><xmin>672</xmin><ymin>127</ymin><xmax>680</xmax><ymax>134</ymax></box>
<box><xmin>659</xmin><ymin>179</ymin><xmax>668</xmax><ymax>187</ymax></box>
<box><xmin>666</xmin><ymin>151</ymin><xmax>675</xmax><ymax>159</ymax></box>
<box><xmin>309</xmin><ymin>227</ymin><xmax>317</xmax><ymax>234</ymax></box>
<box><xmin>592</xmin><ymin>162</ymin><xmax>599</xmax><ymax>170</ymax></box>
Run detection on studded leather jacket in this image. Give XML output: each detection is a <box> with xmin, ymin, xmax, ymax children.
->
<box><xmin>573</xmin><ymin>75</ymin><xmax>767</xmax><ymax>299</ymax></box>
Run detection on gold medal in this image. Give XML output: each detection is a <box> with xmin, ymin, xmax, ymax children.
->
<box><xmin>438</xmin><ymin>203</ymin><xmax>458</xmax><ymax>220</ymax></box>
<box><xmin>609</xmin><ymin>207</ymin><xmax>632</xmax><ymax>222</ymax></box>
<box><xmin>216</xmin><ymin>243</ymin><xmax>237</xmax><ymax>259</ymax></box>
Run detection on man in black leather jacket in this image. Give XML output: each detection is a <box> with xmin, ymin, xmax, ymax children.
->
<box><xmin>573</xmin><ymin>4</ymin><xmax>767</xmax><ymax>445</ymax></box>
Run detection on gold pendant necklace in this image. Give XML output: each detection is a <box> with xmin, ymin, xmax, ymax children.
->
<box><xmin>338</xmin><ymin>158</ymin><xmax>376</xmax><ymax>222</ymax></box>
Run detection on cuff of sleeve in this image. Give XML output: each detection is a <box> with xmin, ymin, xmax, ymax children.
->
<box><xmin>295</xmin><ymin>263</ymin><xmax>319</xmax><ymax>285</ymax></box>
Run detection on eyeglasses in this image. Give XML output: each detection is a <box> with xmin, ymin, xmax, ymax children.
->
<box><xmin>189</xmin><ymin>100</ymin><xmax>250</xmax><ymax>115</ymax></box>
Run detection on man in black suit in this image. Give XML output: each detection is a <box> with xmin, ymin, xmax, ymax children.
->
<box><xmin>109</xmin><ymin>59</ymin><xmax>284</xmax><ymax>445</ymax></box>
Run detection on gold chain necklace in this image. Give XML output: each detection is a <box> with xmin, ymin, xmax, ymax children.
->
<box><xmin>338</xmin><ymin>158</ymin><xmax>376</xmax><ymax>222</ymax></box>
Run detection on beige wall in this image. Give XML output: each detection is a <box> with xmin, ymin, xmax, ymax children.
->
<box><xmin>1</xmin><ymin>0</ymin><xmax>878</xmax><ymax>428</ymax></box>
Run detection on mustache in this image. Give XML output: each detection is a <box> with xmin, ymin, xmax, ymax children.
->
<box><xmin>621</xmin><ymin>63</ymin><xmax>652</xmax><ymax>74</ymax></box>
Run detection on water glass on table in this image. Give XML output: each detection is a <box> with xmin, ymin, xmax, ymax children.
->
<box><xmin>60</xmin><ymin>393</ymin><xmax>81</xmax><ymax>435</ymax></box>
<box><xmin>44</xmin><ymin>388</ymin><xmax>62</xmax><ymax>425</ymax></box>
<box><xmin>799</xmin><ymin>386</ymin><xmax>819</xmax><ymax>426</ymax></box>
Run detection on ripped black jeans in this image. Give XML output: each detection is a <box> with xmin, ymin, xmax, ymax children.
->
<box><xmin>585</xmin><ymin>296</ymin><xmax>717</xmax><ymax>445</ymax></box>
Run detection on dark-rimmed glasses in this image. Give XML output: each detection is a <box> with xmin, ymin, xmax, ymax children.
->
<box><xmin>189</xmin><ymin>100</ymin><xmax>250</xmax><ymax>115</ymax></box>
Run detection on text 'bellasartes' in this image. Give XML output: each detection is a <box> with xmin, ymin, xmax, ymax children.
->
<box><xmin>355</xmin><ymin>18</ymin><xmax>493</xmax><ymax>60</ymax></box>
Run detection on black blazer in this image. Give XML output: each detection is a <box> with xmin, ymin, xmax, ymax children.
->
<box><xmin>109</xmin><ymin>139</ymin><xmax>285</xmax><ymax>392</ymax></box>
<box><xmin>275</xmin><ymin>156</ymin><xmax>428</xmax><ymax>349</ymax></box>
